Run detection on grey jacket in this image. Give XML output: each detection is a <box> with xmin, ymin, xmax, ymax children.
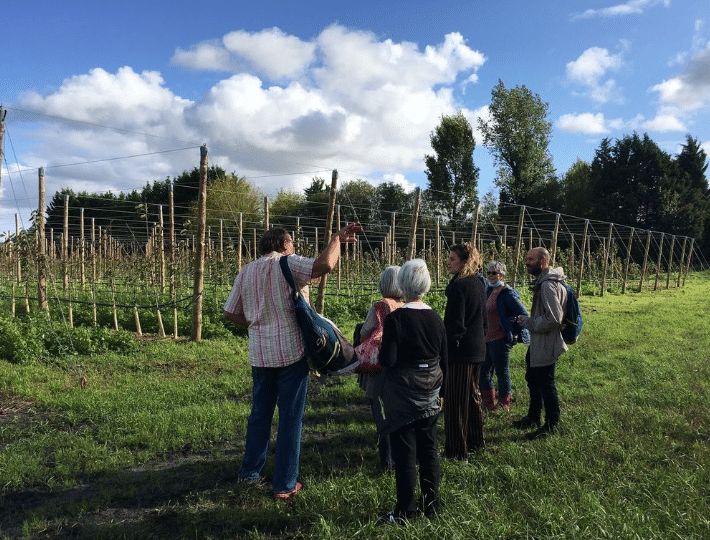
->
<box><xmin>520</xmin><ymin>267</ymin><xmax>568</xmax><ymax>367</ymax></box>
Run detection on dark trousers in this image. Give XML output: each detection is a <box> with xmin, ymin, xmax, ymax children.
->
<box><xmin>389</xmin><ymin>414</ymin><xmax>440</xmax><ymax>517</ymax></box>
<box><xmin>525</xmin><ymin>349</ymin><xmax>560</xmax><ymax>426</ymax></box>
<box><xmin>443</xmin><ymin>362</ymin><xmax>484</xmax><ymax>459</ymax></box>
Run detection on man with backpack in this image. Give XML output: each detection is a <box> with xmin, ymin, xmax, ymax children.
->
<box><xmin>513</xmin><ymin>247</ymin><xmax>568</xmax><ymax>440</ymax></box>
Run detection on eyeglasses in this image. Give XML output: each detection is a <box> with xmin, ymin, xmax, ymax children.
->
<box><xmin>487</xmin><ymin>271</ymin><xmax>499</xmax><ymax>276</ymax></box>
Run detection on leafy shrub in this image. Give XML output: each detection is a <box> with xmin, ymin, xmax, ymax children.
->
<box><xmin>0</xmin><ymin>315</ymin><xmax>46</xmax><ymax>363</ymax></box>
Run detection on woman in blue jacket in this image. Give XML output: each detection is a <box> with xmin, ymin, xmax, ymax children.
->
<box><xmin>481</xmin><ymin>261</ymin><xmax>529</xmax><ymax>412</ymax></box>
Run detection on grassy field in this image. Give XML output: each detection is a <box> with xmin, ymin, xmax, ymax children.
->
<box><xmin>1</xmin><ymin>273</ymin><xmax>709</xmax><ymax>539</ymax></box>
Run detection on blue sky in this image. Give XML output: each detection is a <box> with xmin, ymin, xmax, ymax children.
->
<box><xmin>1</xmin><ymin>0</ymin><xmax>709</xmax><ymax>234</ymax></box>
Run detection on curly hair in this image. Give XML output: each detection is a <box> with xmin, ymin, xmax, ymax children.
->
<box><xmin>450</xmin><ymin>242</ymin><xmax>482</xmax><ymax>280</ymax></box>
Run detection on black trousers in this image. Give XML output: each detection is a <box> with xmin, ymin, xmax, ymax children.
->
<box><xmin>389</xmin><ymin>414</ymin><xmax>440</xmax><ymax>517</ymax></box>
<box><xmin>525</xmin><ymin>349</ymin><xmax>560</xmax><ymax>426</ymax></box>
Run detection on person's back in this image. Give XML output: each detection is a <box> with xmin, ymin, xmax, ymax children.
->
<box><xmin>228</xmin><ymin>253</ymin><xmax>313</xmax><ymax>368</ymax></box>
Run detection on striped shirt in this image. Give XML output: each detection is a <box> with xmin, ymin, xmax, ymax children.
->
<box><xmin>224</xmin><ymin>252</ymin><xmax>314</xmax><ymax>368</ymax></box>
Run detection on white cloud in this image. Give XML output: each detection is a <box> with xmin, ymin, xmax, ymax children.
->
<box><xmin>172</xmin><ymin>28</ymin><xmax>317</xmax><ymax>79</ymax></box>
<box><xmin>171</xmin><ymin>41</ymin><xmax>232</xmax><ymax>71</ymax></box>
<box><xmin>642</xmin><ymin>114</ymin><xmax>686</xmax><ymax>132</ymax></box>
<box><xmin>566</xmin><ymin>47</ymin><xmax>624</xmax><ymax>104</ymax></box>
<box><xmin>381</xmin><ymin>173</ymin><xmax>417</xmax><ymax>192</ymax></box>
<box><xmin>15</xmin><ymin>25</ymin><xmax>486</xmax><ymax>205</ymax></box>
<box><xmin>651</xmin><ymin>44</ymin><xmax>710</xmax><ymax>112</ymax></box>
<box><xmin>557</xmin><ymin>111</ymin><xmax>684</xmax><ymax>135</ymax></box>
<box><xmin>571</xmin><ymin>0</ymin><xmax>670</xmax><ymax>20</ymax></box>
<box><xmin>557</xmin><ymin>112</ymin><xmax>610</xmax><ymax>134</ymax></box>
<box><xmin>222</xmin><ymin>28</ymin><xmax>317</xmax><ymax>79</ymax></box>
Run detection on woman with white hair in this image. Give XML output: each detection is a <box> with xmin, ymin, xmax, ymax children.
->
<box><xmin>355</xmin><ymin>266</ymin><xmax>403</xmax><ymax>471</ymax></box>
<box><xmin>481</xmin><ymin>261</ymin><xmax>530</xmax><ymax>412</ymax></box>
<box><xmin>377</xmin><ymin>259</ymin><xmax>447</xmax><ymax>524</ymax></box>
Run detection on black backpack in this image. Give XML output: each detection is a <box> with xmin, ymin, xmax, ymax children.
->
<box><xmin>561</xmin><ymin>283</ymin><xmax>583</xmax><ymax>345</ymax></box>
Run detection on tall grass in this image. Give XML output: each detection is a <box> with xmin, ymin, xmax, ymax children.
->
<box><xmin>1</xmin><ymin>273</ymin><xmax>709</xmax><ymax>539</ymax></box>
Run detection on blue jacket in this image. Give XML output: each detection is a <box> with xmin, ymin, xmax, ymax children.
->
<box><xmin>488</xmin><ymin>285</ymin><xmax>530</xmax><ymax>345</ymax></box>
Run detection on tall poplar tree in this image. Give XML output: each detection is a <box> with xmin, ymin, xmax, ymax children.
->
<box><xmin>478</xmin><ymin>79</ymin><xmax>554</xmax><ymax>206</ymax></box>
<box><xmin>424</xmin><ymin>111</ymin><xmax>479</xmax><ymax>228</ymax></box>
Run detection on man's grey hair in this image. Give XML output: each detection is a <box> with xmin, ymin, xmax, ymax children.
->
<box><xmin>379</xmin><ymin>266</ymin><xmax>402</xmax><ymax>299</ymax></box>
<box><xmin>398</xmin><ymin>259</ymin><xmax>431</xmax><ymax>301</ymax></box>
<box><xmin>487</xmin><ymin>261</ymin><xmax>507</xmax><ymax>277</ymax></box>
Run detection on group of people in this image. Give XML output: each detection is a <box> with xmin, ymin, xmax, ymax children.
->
<box><xmin>224</xmin><ymin>224</ymin><xmax>570</xmax><ymax>523</ymax></box>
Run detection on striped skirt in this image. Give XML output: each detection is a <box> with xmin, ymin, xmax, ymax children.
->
<box><xmin>443</xmin><ymin>363</ymin><xmax>484</xmax><ymax>459</ymax></box>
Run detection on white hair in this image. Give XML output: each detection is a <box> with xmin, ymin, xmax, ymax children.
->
<box><xmin>398</xmin><ymin>259</ymin><xmax>431</xmax><ymax>300</ymax></box>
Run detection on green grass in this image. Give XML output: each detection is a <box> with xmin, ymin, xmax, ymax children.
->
<box><xmin>1</xmin><ymin>273</ymin><xmax>710</xmax><ymax>539</ymax></box>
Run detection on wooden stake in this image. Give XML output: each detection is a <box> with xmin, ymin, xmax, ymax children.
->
<box><xmin>191</xmin><ymin>145</ymin><xmax>208</xmax><ymax>342</ymax></box>
<box><xmin>622</xmin><ymin>228</ymin><xmax>634</xmax><ymax>294</ymax></box>
<box><xmin>316</xmin><ymin>170</ymin><xmax>338</xmax><ymax>314</ymax></box>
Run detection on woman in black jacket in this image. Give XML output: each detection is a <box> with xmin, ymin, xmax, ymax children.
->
<box><xmin>443</xmin><ymin>242</ymin><xmax>487</xmax><ymax>461</ymax></box>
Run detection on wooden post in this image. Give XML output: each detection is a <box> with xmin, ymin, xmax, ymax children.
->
<box><xmin>470</xmin><ymin>202</ymin><xmax>480</xmax><ymax>243</ymax></box>
<box><xmin>653</xmin><ymin>233</ymin><xmax>664</xmax><ymax>291</ymax></box>
<box><xmin>435</xmin><ymin>217</ymin><xmax>441</xmax><ymax>286</ymax></box>
<box><xmin>600</xmin><ymin>223</ymin><xmax>613</xmax><ymax>296</ymax></box>
<box><xmin>63</xmin><ymin>195</ymin><xmax>69</xmax><ymax>290</ymax></box>
<box><xmin>15</xmin><ymin>214</ymin><xmax>21</xmax><ymax>284</ymax></box>
<box><xmin>91</xmin><ymin>218</ymin><xmax>97</xmax><ymax>324</ymax></box>
<box><xmin>159</xmin><ymin>205</ymin><xmax>166</xmax><ymax>292</ymax></box>
<box><xmin>407</xmin><ymin>188</ymin><xmax>421</xmax><ymax>259</ymax></box>
<box><xmin>336</xmin><ymin>204</ymin><xmax>341</xmax><ymax>290</ymax></box>
<box><xmin>219</xmin><ymin>218</ymin><xmax>224</xmax><ymax>265</ymax></box>
<box><xmin>550</xmin><ymin>213</ymin><xmax>560</xmax><ymax>266</ymax></box>
<box><xmin>80</xmin><ymin>208</ymin><xmax>86</xmax><ymax>288</ymax></box>
<box><xmin>622</xmin><ymin>227</ymin><xmax>634</xmax><ymax>294</ymax></box>
<box><xmin>390</xmin><ymin>212</ymin><xmax>396</xmax><ymax>265</ymax></box>
<box><xmin>676</xmin><ymin>237</ymin><xmax>687</xmax><ymax>287</ymax></box>
<box><xmin>665</xmin><ymin>235</ymin><xmax>675</xmax><ymax>289</ymax></box>
<box><xmin>37</xmin><ymin>168</ymin><xmax>47</xmax><ymax>311</ymax></box>
<box><xmin>638</xmin><ymin>230</ymin><xmax>651</xmax><ymax>292</ymax></box>
<box><xmin>316</xmin><ymin>170</ymin><xmax>338</xmax><ymax>314</ymax></box>
<box><xmin>238</xmin><ymin>212</ymin><xmax>243</xmax><ymax>271</ymax></box>
<box><xmin>576</xmin><ymin>220</ymin><xmax>589</xmax><ymax>296</ymax></box>
<box><xmin>253</xmin><ymin>228</ymin><xmax>257</xmax><ymax>260</ymax></box>
<box><xmin>683</xmin><ymin>239</ymin><xmax>694</xmax><ymax>286</ymax></box>
<box><xmin>264</xmin><ymin>196</ymin><xmax>269</xmax><ymax>230</ymax></box>
<box><xmin>169</xmin><ymin>182</ymin><xmax>178</xmax><ymax>338</ymax></box>
<box><xmin>510</xmin><ymin>206</ymin><xmax>525</xmax><ymax>289</ymax></box>
<box><xmin>191</xmin><ymin>145</ymin><xmax>208</xmax><ymax>341</ymax></box>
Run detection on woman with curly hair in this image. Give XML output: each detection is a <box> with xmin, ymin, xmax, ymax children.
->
<box><xmin>443</xmin><ymin>242</ymin><xmax>487</xmax><ymax>461</ymax></box>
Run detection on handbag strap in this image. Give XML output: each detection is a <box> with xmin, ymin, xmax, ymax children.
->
<box><xmin>279</xmin><ymin>255</ymin><xmax>298</xmax><ymax>300</ymax></box>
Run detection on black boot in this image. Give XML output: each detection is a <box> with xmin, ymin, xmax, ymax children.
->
<box><xmin>525</xmin><ymin>422</ymin><xmax>557</xmax><ymax>440</ymax></box>
<box><xmin>512</xmin><ymin>415</ymin><xmax>540</xmax><ymax>429</ymax></box>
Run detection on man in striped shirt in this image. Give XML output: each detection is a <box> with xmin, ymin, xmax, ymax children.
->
<box><xmin>224</xmin><ymin>223</ymin><xmax>361</xmax><ymax>499</ymax></box>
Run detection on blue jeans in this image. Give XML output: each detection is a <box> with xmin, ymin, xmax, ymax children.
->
<box><xmin>239</xmin><ymin>356</ymin><xmax>309</xmax><ymax>493</ymax></box>
<box><xmin>524</xmin><ymin>349</ymin><xmax>560</xmax><ymax>426</ymax></box>
<box><xmin>481</xmin><ymin>339</ymin><xmax>512</xmax><ymax>395</ymax></box>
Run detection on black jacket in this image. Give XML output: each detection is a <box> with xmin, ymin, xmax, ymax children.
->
<box><xmin>444</xmin><ymin>274</ymin><xmax>487</xmax><ymax>364</ymax></box>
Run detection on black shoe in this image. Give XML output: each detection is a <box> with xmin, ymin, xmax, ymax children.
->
<box><xmin>526</xmin><ymin>423</ymin><xmax>557</xmax><ymax>440</ymax></box>
<box><xmin>512</xmin><ymin>416</ymin><xmax>541</xmax><ymax>430</ymax></box>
